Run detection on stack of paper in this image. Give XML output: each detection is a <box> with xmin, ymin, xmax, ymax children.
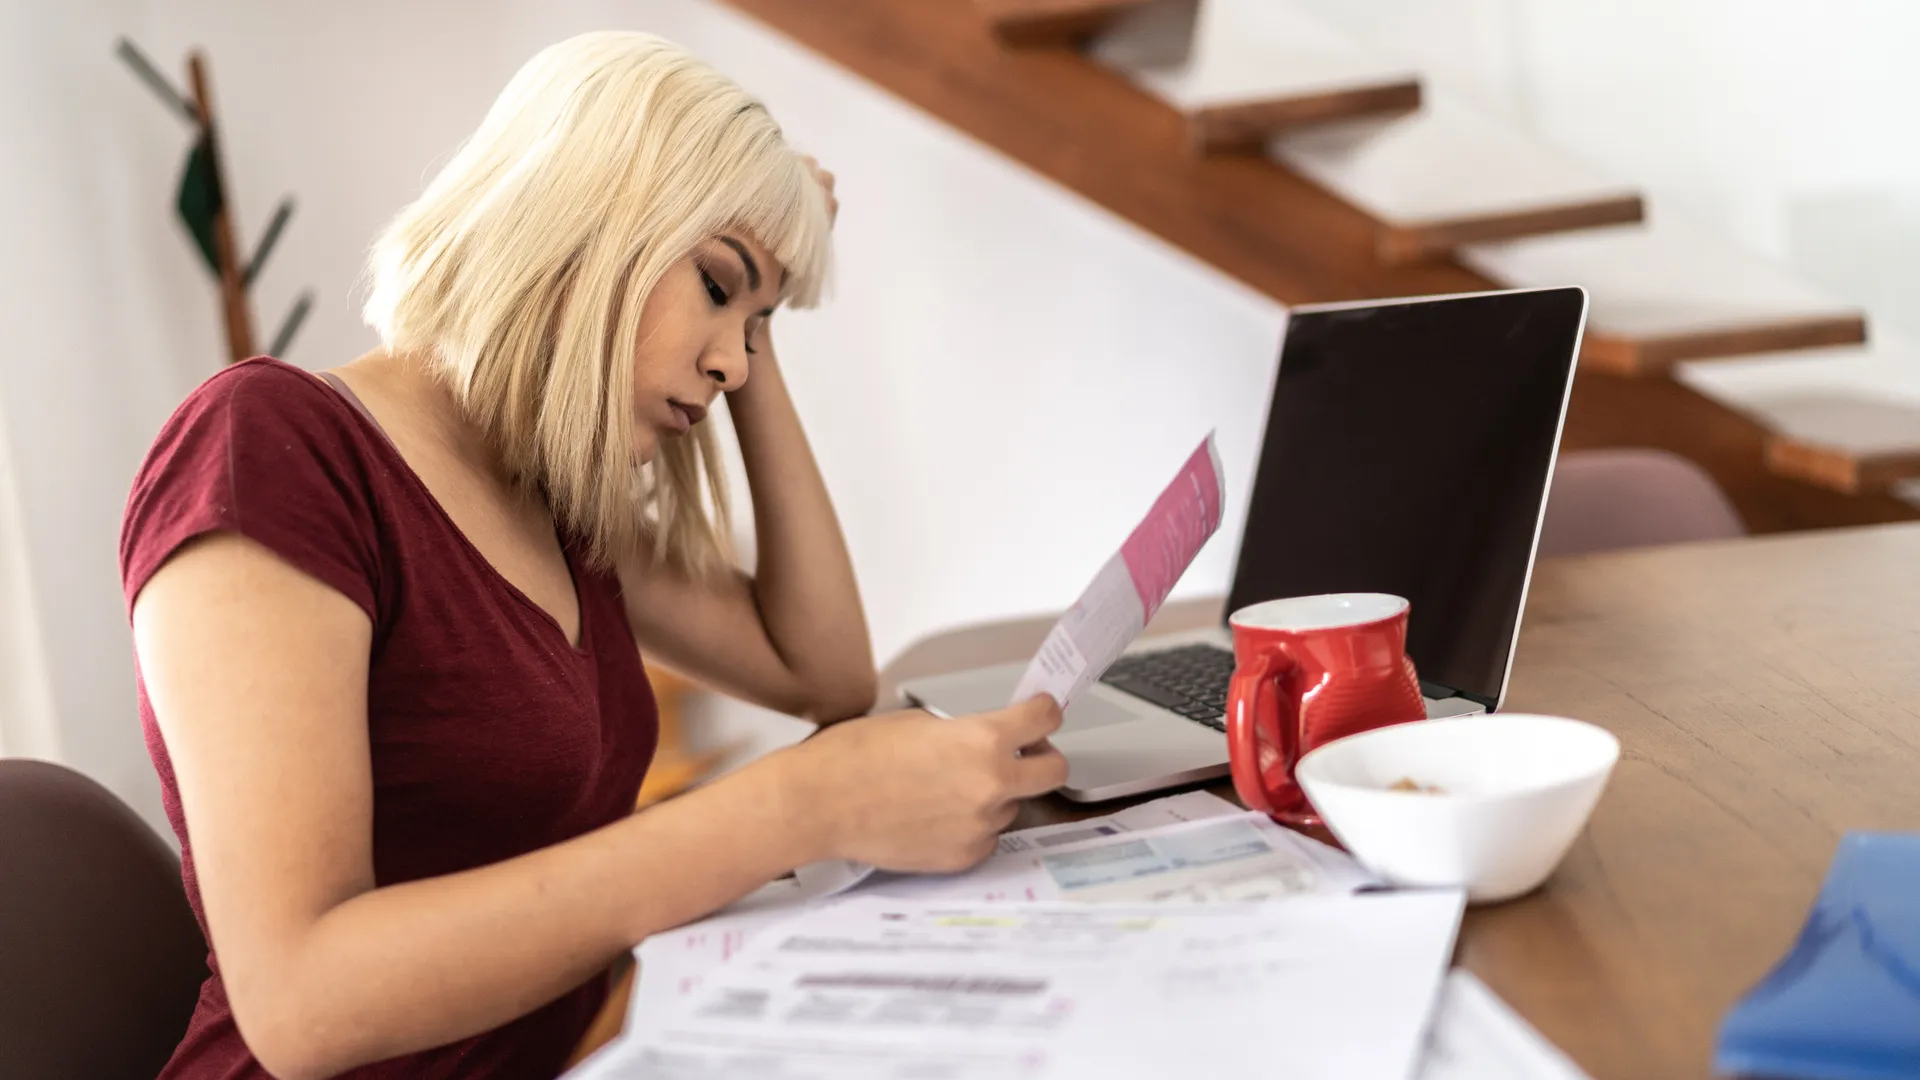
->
<box><xmin>623</xmin><ymin>791</ymin><xmax>1353</xmax><ymax>1025</ymax></box>
<box><xmin>1420</xmin><ymin>971</ymin><xmax>1594</xmax><ymax>1080</ymax></box>
<box><xmin>869</xmin><ymin>810</ymin><xmax>1376</xmax><ymax>907</ymax></box>
<box><xmin>578</xmin><ymin>892</ymin><xmax>1465</xmax><ymax>1079</ymax></box>
<box><xmin>569</xmin><ymin>791</ymin><xmax>1591</xmax><ymax>1079</ymax></box>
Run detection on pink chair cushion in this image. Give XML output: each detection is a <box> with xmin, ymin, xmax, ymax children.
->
<box><xmin>1539</xmin><ymin>449</ymin><xmax>1746</xmax><ymax>558</ymax></box>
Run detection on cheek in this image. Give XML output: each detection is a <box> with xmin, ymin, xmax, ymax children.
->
<box><xmin>625</xmin><ymin>372</ymin><xmax>662</xmax><ymax>466</ymax></box>
<box><xmin>628</xmin><ymin>322</ymin><xmax>676</xmax><ymax>395</ymax></box>
<box><xmin>626</xmin><ymin>295</ymin><xmax>679</xmax><ymax>424</ymax></box>
<box><xmin>631</xmin><ymin>263</ymin><xmax>705</xmax><ymax>381</ymax></box>
<box><xmin>630</xmin><ymin>425</ymin><xmax>661</xmax><ymax>467</ymax></box>
<box><xmin>623</xmin><ymin>260</ymin><xmax>709</xmax><ymax>464</ymax></box>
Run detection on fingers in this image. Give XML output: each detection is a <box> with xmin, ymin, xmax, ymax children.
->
<box><xmin>800</xmin><ymin>155</ymin><xmax>836</xmax><ymax>190</ymax></box>
<box><xmin>1005</xmin><ymin>739</ymin><xmax>1070</xmax><ymax>798</ymax></box>
<box><xmin>939</xmin><ymin>825</ymin><xmax>1007</xmax><ymax>874</ymax></box>
<box><xmin>799</xmin><ymin>153</ymin><xmax>838</xmax><ymax>222</ymax></box>
<box><xmin>987</xmin><ymin>801</ymin><xmax>1020</xmax><ymax>836</ymax></box>
<box><xmin>986</xmin><ymin>695</ymin><xmax>1064</xmax><ymax>748</ymax></box>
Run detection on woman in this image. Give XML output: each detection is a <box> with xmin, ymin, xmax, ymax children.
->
<box><xmin>122</xmin><ymin>31</ymin><xmax>1065</xmax><ymax>1080</ymax></box>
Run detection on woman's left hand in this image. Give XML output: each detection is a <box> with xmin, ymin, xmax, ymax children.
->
<box><xmin>747</xmin><ymin>157</ymin><xmax>835</xmax><ymax>357</ymax></box>
<box><xmin>802</xmin><ymin>155</ymin><xmax>838</xmax><ymax>226</ymax></box>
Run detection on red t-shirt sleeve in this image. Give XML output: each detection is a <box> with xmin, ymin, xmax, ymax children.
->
<box><xmin>120</xmin><ymin>360</ymin><xmax>383</xmax><ymax>621</ymax></box>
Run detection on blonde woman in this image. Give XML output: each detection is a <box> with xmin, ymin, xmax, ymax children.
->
<box><xmin>121</xmin><ymin>32</ymin><xmax>1065</xmax><ymax>1080</ymax></box>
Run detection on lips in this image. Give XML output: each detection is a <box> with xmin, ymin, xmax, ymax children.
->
<box><xmin>665</xmin><ymin>400</ymin><xmax>709</xmax><ymax>436</ymax></box>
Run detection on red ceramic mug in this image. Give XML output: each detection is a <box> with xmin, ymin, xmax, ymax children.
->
<box><xmin>1226</xmin><ymin>593</ymin><xmax>1427</xmax><ymax>826</ymax></box>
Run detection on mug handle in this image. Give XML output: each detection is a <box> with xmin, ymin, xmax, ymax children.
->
<box><xmin>1227</xmin><ymin>649</ymin><xmax>1295</xmax><ymax>815</ymax></box>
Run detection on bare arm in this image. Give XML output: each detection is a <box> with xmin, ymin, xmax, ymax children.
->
<box><xmin>136</xmin><ymin>534</ymin><xmax>820</xmax><ymax>1077</ymax></box>
<box><xmin>618</xmin><ymin>334</ymin><xmax>876</xmax><ymax>721</ymax></box>
<box><xmin>136</xmin><ymin>532</ymin><xmax>1063</xmax><ymax>1079</ymax></box>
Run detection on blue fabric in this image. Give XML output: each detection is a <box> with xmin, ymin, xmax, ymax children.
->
<box><xmin>1715</xmin><ymin>832</ymin><xmax>1920</xmax><ymax>1080</ymax></box>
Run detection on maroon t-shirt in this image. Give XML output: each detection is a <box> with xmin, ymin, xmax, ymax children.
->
<box><xmin>120</xmin><ymin>357</ymin><xmax>658</xmax><ymax>1079</ymax></box>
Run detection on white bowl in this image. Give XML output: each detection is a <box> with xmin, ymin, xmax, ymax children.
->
<box><xmin>1294</xmin><ymin>714</ymin><xmax>1620</xmax><ymax>904</ymax></box>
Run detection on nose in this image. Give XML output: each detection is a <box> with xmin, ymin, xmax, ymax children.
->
<box><xmin>703</xmin><ymin>339</ymin><xmax>749</xmax><ymax>393</ymax></box>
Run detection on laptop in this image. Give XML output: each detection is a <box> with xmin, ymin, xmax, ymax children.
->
<box><xmin>902</xmin><ymin>287</ymin><xmax>1589</xmax><ymax>801</ymax></box>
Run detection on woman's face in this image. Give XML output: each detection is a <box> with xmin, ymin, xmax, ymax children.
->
<box><xmin>630</xmin><ymin>232</ymin><xmax>785</xmax><ymax>461</ymax></box>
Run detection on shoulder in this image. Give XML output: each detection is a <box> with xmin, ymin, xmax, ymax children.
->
<box><xmin>134</xmin><ymin>357</ymin><xmax>388</xmax><ymax>500</ymax></box>
<box><xmin>156</xmin><ymin>357</ymin><xmax>363</xmax><ymax>451</ymax></box>
<box><xmin>122</xmin><ymin>358</ymin><xmax>388</xmax><ymax>617</ymax></box>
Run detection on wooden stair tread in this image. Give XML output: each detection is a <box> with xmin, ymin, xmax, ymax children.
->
<box><xmin>975</xmin><ymin>0</ymin><xmax>1154</xmax><ymax>45</ymax></box>
<box><xmin>1088</xmin><ymin>0</ymin><xmax>1421</xmax><ymax>151</ymax></box>
<box><xmin>1677</xmin><ymin>341</ymin><xmax>1920</xmax><ymax>427</ymax></box>
<box><xmin>1767</xmin><ymin>412</ymin><xmax>1920</xmax><ymax>494</ymax></box>
<box><xmin>1269</xmin><ymin>94</ymin><xmax>1643</xmax><ymax>262</ymax></box>
<box><xmin>1674</xmin><ymin>342</ymin><xmax>1920</xmax><ymax>492</ymax></box>
<box><xmin>1461</xmin><ymin>217</ymin><xmax>1866</xmax><ymax>375</ymax></box>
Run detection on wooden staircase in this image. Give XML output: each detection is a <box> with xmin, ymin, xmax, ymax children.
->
<box><xmin>717</xmin><ymin>0</ymin><xmax>1920</xmax><ymax>533</ymax></box>
<box><xmin>1088</xmin><ymin>0</ymin><xmax>1423</xmax><ymax>153</ymax></box>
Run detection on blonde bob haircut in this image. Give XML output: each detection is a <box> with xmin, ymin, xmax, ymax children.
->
<box><xmin>363</xmin><ymin>31</ymin><xmax>833</xmax><ymax>579</ymax></box>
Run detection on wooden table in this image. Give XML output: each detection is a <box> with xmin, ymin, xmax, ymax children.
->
<box><xmin>574</xmin><ymin>524</ymin><xmax>1920</xmax><ymax>1075</ymax></box>
<box><xmin>983</xmin><ymin>524</ymin><xmax>1920</xmax><ymax>1078</ymax></box>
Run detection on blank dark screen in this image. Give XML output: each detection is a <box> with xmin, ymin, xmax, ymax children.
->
<box><xmin>1225</xmin><ymin>288</ymin><xmax>1585</xmax><ymax>704</ymax></box>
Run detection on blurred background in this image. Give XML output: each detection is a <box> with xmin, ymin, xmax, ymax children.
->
<box><xmin>3</xmin><ymin>0</ymin><xmax>1917</xmax><ymax>832</ymax></box>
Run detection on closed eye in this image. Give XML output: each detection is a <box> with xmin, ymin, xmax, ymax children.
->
<box><xmin>701</xmin><ymin>268</ymin><xmax>729</xmax><ymax>308</ymax></box>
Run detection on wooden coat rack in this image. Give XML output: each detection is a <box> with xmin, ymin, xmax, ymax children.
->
<box><xmin>118</xmin><ymin>39</ymin><xmax>312</xmax><ymax>365</ymax></box>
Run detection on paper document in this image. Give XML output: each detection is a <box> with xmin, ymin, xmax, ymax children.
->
<box><xmin>1418</xmin><ymin>970</ymin><xmax>1593</xmax><ymax>1080</ymax></box>
<box><xmin>625</xmin><ymin>792</ymin><xmax>1257</xmax><ymax>1031</ymax></box>
<box><xmin>991</xmin><ymin>788</ymin><xmax>1240</xmax><ymax>855</ymax></box>
<box><xmin>574</xmin><ymin>891</ymin><xmax>1465</xmax><ymax>1080</ymax></box>
<box><xmin>868</xmin><ymin>811</ymin><xmax>1378</xmax><ymax>905</ymax></box>
<box><xmin>790</xmin><ymin>857</ymin><xmax>874</xmax><ymax>900</ymax></box>
<box><xmin>798</xmin><ymin>438</ymin><xmax>1226</xmax><ymax>906</ymax></box>
<box><xmin>1012</xmin><ymin>433</ymin><xmax>1227</xmax><ymax>707</ymax></box>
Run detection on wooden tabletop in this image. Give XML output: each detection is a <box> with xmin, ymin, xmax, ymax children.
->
<box><xmin>998</xmin><ymin>524</ymin><xmax>1920</xmax><ymax>1078</ymax></box>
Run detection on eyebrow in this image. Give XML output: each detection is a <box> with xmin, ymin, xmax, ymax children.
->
<box><xmin>718</xmin><ymin>236</ymin><xmax>761</xmax><ymax>292</ymax></box>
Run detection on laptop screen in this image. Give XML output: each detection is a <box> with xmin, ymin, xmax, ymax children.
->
<box><xmin>1224</xmin><ymin>288</ymin><xmax>1586</xmax><ymax>706</ymax></box>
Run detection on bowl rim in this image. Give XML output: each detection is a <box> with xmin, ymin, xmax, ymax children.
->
<box><xmin>1295</xmin><ymin>713</ymin><xmax>1621</xmax><ymax>807</ymax></box>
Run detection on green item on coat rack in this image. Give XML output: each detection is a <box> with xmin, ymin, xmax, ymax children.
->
<box><xmin>175</xmin><ymin>133</ymin><xmax>223</xmax><ymax>276</ymax></box>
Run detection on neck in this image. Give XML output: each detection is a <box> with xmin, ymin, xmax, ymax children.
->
<box><xmin>343</xmin><ymin>348</ymin><xmax>521</xmax><ymax>492</ymax></box>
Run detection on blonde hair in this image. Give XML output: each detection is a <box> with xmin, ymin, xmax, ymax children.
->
<box><xmin>363</xmin><ymin>31</ymin><xmax>833</xmax><ymax>579</ymax></box>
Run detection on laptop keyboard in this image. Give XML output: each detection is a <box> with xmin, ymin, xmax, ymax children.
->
<box><xmin>1099</xmin><ymin>644</ymin><xmax>1235</xmax><ymax>731</ymax></box>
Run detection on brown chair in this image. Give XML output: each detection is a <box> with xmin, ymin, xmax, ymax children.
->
<box><xmin>0</xmin><ymin>758</ymin><xmax>207</xmax><ymax>1080</ymax></box>
<box><xmin>1539</xmin><ymin>448</ymin><xmax>1746</xmax><ymax>558</ymax></box>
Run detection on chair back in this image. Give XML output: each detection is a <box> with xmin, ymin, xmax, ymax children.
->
<box><xmin>1541</xmin><ymin>449</ymin><xmax>1746</xmax><ymax>558</ymax></box>
<box><xmin>0</xmin><ymin>759</ymin><xmax>206</xmax><ymax>1079</ymax></box>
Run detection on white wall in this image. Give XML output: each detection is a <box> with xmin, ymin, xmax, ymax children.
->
<box><xmin>10</xmin><ymin>0</ymin><xmax>1917</xmax><ymax>816</ymax></box>
<box><xmin>0</xmin><ymin>0</ymin><xmax>204</xmax><ymax>819</ymax></box>
<box><xmin>1</xmin><ymin>0</ymin><xmax>1285</xmax><ymax>821</ymax></box>
<box><xmin>0</xmin><ymin>401</ymin><xmax>59</xmax><ymax>761</ymax></box>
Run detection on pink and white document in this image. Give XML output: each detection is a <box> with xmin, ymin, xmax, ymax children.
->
<box><xmin>1011</xmin><ymin>433</ymin><xmax>1228</xmax><ymax>707</ymax></box>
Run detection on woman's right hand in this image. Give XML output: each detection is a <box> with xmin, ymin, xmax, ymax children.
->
<box><xmin>778</xmin><ymin>696</ymin><xmax>1069</xmax><ymax>873</ymax></box>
